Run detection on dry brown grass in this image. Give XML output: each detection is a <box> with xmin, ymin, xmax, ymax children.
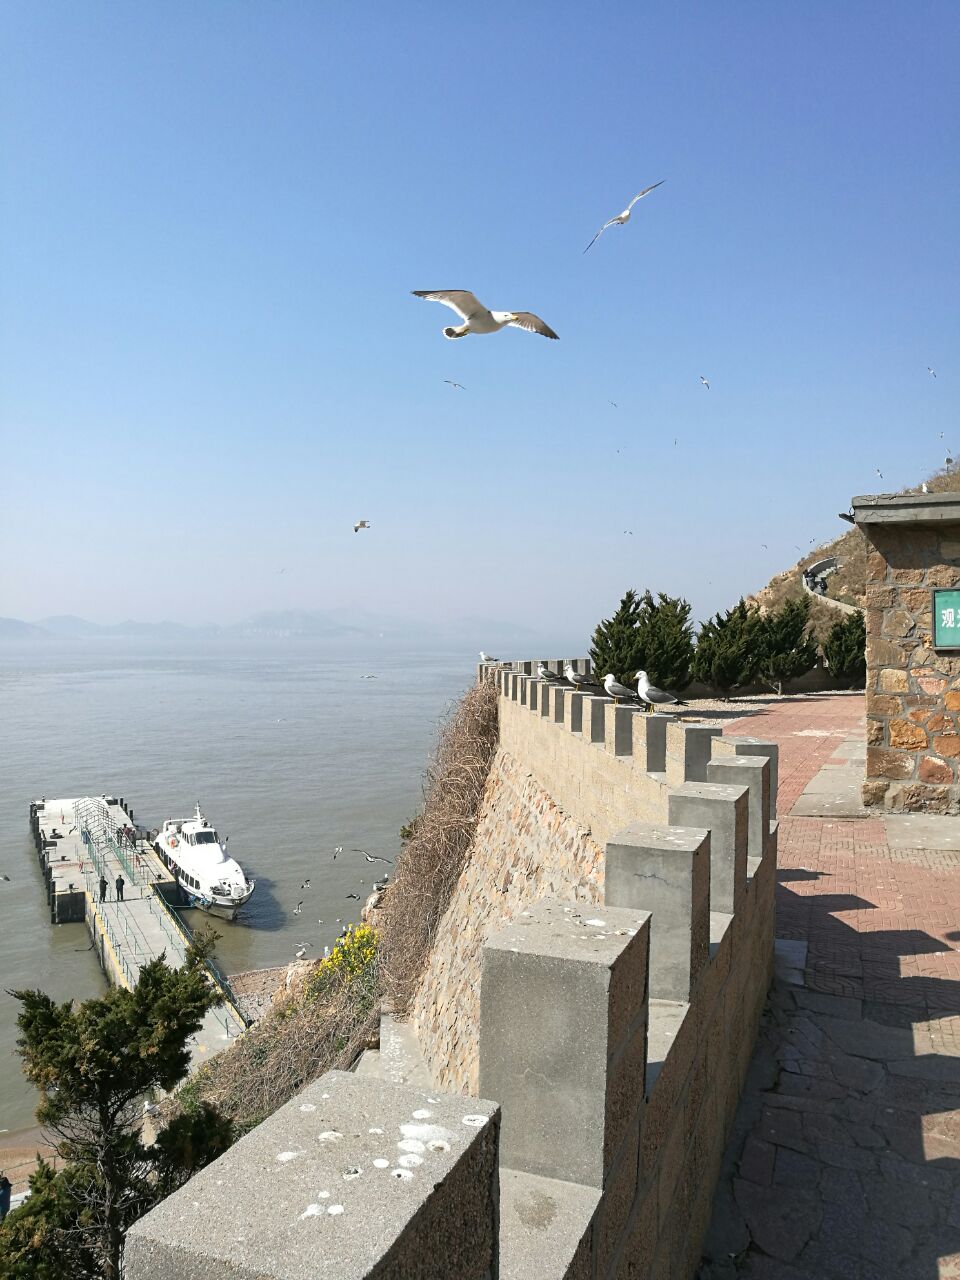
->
<box><xmin>179</xmin><ymin>976</ymin><xmax>380</xmax><ymax>1134</ymax></box>
<box><xmin>378</xmin><ymin>677</ymin><xmax>499</xmax><ymax>1015</ymax></box>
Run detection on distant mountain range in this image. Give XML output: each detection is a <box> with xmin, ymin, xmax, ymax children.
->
<box><xmin>0</xmin><ymin>610</ymin><xmax>546</xmax><ymax>651</ymax></box>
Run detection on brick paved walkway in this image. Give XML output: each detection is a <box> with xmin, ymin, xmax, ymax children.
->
<box><xmin>698</xmin><ymin>694</ymin><xmax>960</xmax><ymax>1280</ymax></box>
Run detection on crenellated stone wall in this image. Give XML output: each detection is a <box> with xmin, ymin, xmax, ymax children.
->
<box><xmin>127</xmin><ymin>656</ymin><xmax>778</xmax><ymax>1280</ymax></box>
<box><xmin>855</xmin><ymin>492</ymin><xmax>960</xmax><ymax>811</ymax></box>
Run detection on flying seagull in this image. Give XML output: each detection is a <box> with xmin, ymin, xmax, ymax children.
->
<box><xmin>293</xmin><ymin>901</ymin><xmax>303</xmax><ymax>915</ymax></box>
<box><xmin>609</xmin><ymin>401</ymin><xmax>618</xmax><ymax>408</ymax></box>
<box><xmin>333</xmin><ymin>846</ymin><xmax>343</xmax><ymax>860</ymax></box>
<box><xmin>412</xmin><ymin>290</ymin><xmax>559</xmax><ymax>341</ymax></box>
<box><xmin>354</xmin><ymin>520</ymin><xmax>370</xmax><ymax>533</ymax></box>
<box><xmin>295</xmin><ymin>943</ymin><xmax>308</xmax><ymax>959</ymax></box>
<box><xmin>345</xmin><ymin>892</ymin><xmax>360</xmax><ymax>900</ymax></box>
<box><xmin>636</xmin><ymin>670</ymin><xmax>685</xmax><ymax>712</ymax></box>
<box><xmin>582</xmin><ymin>181</ymin><xmax>664</xmax><ymax>253</ymax></box>
<box><xmin>603</xmin><ymin>673</ymin><xmax>643</xmax><ymax>704</ymax></box>
<box><xmin>363</xmin><ymin>853</ymin><xmax>392</xmax><ymax>864</ymax></box>
<box><xmin>444</xmin><ymin>380</ymin><xmax>466</xmax><ymax>390</ymax></box>
<box><xmin>0</xmin><ymin>874</ymin><xmax>9</xmax><ymax>883</ymax></box>
<box><xmin>928</xmin><ymin>366</ymin><xmax>937</xmax><ymax>377</ymax></box>
<box><xmin>700</xmin><ymin>376</ymin><xmax>710</xmax><ymax>390</ymax></box>
<box><xmin>875</xmin><ymin>469</ymin><xmax>883</xmax><ymax>480</ymax></box>
<box><xmin>300</xmin><ymin>879</ymin><xmax>310</xmax><ymax>890</ymax></box>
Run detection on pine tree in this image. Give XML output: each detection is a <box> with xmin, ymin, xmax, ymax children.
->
<box><xmin>639</xmin><ymin>591</ymin><xmax>695</xmax><ymax>692</ymax></box>
<box><xmin>756</xmin><ymin>596</ymin><xmax>820</xmax><ymax>695</ymax></box>
<box><xmin>693</xmin><ymin>599</ymin><xmax>762</xmax><ymax>697</ymax></box>
<box><xmin>822</xmin><ymin>610</ymin><xmax>866</xmax><ymax>687</ymax></box>
<box><xmin>3</xmin><ymin>933</ymin><xmax>232</xmax><ymax>1280</ymax></box>
<box><xmin>590</xmin><ymin>589</ymin><xmax>647</xmax><ymax>684</ymax></box>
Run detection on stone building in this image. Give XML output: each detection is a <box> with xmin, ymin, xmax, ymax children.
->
<box><xmin>855</xmin><ymin>490</ymin><xmax>960</xmax><ymax>812</ymax></box>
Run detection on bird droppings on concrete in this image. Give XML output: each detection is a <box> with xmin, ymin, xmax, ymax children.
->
<box><xmin>368</xmin><ymin>1126</ymin><xmax>384</xmax><ymax>1135</ymax></box>
<box><xmin>391</xmin><ymin>1168</ymin><xmax>413</xmax><ymax>1181</ymax></box>
<box><xmin>317</xmin><ymin>1131</ymin><xmax>343</xmax><ymax>1144</ymax></box>
<box><xmin>585</xmin><ymin>918</ymin><xmax>606</xmax><ymax>927</ymax></box>
<box><xmin>342</xmin><ymin>1166</ymin><xmax>362</xmax><ymax>1181</ymax></box>
<box><xmin>299</xmin><ymin>1204</ymin><xmax>323</xmax><ymax>1220</ymax></box>
<box><xmin>398</xmin><ymin>1153</ymin><xmax>423</xmax><ymax>1168</ymax></box>
<box><xmin>327</xmin><ymin>1204</ymin><xmax>344</xmax><ymax>1215</ymax></box>
<box><xmin>399</xmin><ymin>1122</ymin><xmax>454</xmax><ymax>1143</ymax></box>
<box><xmin>462</xmin><ymin>1115</ymin><xmax>487</xmax><ymax>1127</ymax></box>
<box><xmin>398</xmin><ymin>1138</ymin><xmax>426</xmax><ymax>1154</ymax></box>
<box><xmin>372</xmin><ymin>1158</ymin><xmax>390</xmax><ymax>1169</ymax></box>
<box><xmin>299</xmin><ymin>1103</ymin><xmax>316</xmax><ymax>1113</ymax></box>
<box><xmin>427</xmin><ymin>1139</ymin><xmax>450</xmax><ymax>1153</ymax></box>
<box><xmin>411</xmin><ymin>1108</ymin><xmax>432</xmax><ymax>1119</ymax></box>
<box><xmin>276</xmin><ymin>1150</ymin><xmax>302</xmax><ymax>1162</ymax></box>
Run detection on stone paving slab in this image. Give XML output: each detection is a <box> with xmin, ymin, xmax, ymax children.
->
<box><xmin>698</xmin><ymin>695</ymin><xmax>960</xmax><ymax>1280</ymax></box>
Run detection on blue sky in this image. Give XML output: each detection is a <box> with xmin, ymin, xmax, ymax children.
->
<box><xmin>2</xmin><ymin>2</ymin><xmax>958</xmax><ymax>637</ymax></box>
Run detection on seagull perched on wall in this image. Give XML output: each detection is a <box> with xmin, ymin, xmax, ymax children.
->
<box><xmin>537</xmin><ymin>662</ymin><xmax>566</xmax><ymax>683</ymax></box>
<box><xmin>636</xmin><ymin>670</ymin><xmax>685</xmax><ymax>713</ymax></box>
<box><xmin>603</xmin><ymin>674</ymin><xmax>643</xmax><ymax>705</ymax></box>
<box><xmin>412</xmin><ymin>290</ymin><xmax>559</xmax><ymax>341</ymax></box>
<box><xmin>479</xmin><ymin>651</ymin><xmax>500</xmax><ymax>664</ymax></box>
<box><xmin>582</xmin><ymin>181</ymin><xmax>664</xmax><ymax>253</ymax></box>
<box><xmin>564</xmin><ymin>663</ymin><xmax>600</xmax><ymax>692</ymax></box>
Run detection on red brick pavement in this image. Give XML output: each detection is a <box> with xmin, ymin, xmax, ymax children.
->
<box><xmin>697</xmin><ymin>694</ymin><xmax>960</xmax><ymax>1280</ymax></box>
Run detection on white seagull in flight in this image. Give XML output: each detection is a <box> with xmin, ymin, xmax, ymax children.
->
<box><xmin>700</xmin><ymin>376</ymin><xmax>710</xmax><ymax>390</ymax></box>
<box><xmin>412</xmin><ymin>290</ymin><xmax>559</xmax><ymax>341</ymax></box>
<box><xmin>353</xmin><ymin>520</ymin><xmax>370</xmax><ymax>533</ymax></box>
<box><xmin>582</xmin><ymin>181</ymin><xmax>664</xmax><ymax>254</ymax></box>
<box><xmin>444</xmin><ymin>380</ymin><xmax>466</xmax><ymax>390</ymax></box>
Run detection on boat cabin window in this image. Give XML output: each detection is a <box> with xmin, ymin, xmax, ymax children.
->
<box><xmin>194</xmin><ymin>830</ymin><xmax>218</xmax><ymax>844</ymax></box>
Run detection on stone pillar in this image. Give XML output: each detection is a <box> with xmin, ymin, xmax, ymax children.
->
<box><xmin>664</xmin><ymin>722</ymin><xmax>723</xmax><ymax>785</ymax></box>
<box><xmin>125</xmin><ymin>1071</ymin><xmax>500</xmax><ymax>1280</ymax></box>
<box><xmin>479</xmin><ymin>898</ymin><xmax>650</xmax><ymax>1190</ymax></box>
<box><xmin>854</xmin><ymin>492</ymin><xmax>960</xmax><ymax>813</ymax></box>
<box><xmin>605</xmin><ymin>822</ymin><xmax>710</xmax><ymax>1001</ymax></box>
<box><xmin>667</xmin><ymin>782</ymin><xmax>749</xmax><ymax>915</ymax></box>
<box><xmin>705</xmin><ymin>755</ymin><xmax>771</xmax><ymax>863</ymax></box>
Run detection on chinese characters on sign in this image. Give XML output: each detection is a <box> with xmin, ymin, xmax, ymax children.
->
<box><xmin>933</xmin><ymin>590</ymin><xmax>960</xmax><ymax>649</ymax></box>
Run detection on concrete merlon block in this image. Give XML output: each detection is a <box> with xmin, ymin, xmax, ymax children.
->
<box><xmin>664</xmin><ymin>723</ymin><xmax>723</xmax><ymax>784</ymax></box>
<box><xmin>479</xmin><ymin>898</ymin><xmax>650</xmax><ymax>1188</ymax></box>
<box><xmin>713</xmin><ymin>737</ymin><xmax>779</xmax><ymax>805</ymax></box>
<box><xmin>565</xmin><ymin>691</ymin><xmax>584</xmax><ymax>734</ymax></box>
<box><xmin>633</xmin><ymin>714</ymin><xmax>668</xmax><ymax>772</ymax></box>
<box><xmin>705</xmin><ymin>756</ymin><xmax>770</xmax><ymax>864</ymax></box>
<box><xmin>509</xmin><ymin>672</ymin><xmax>521</xmax><ymax>700</ymax></box>
<box><xmin>537</xmin><ymin>680</ymin><xmax>551</xmax><ymax>718</ymax></box>
<box><xmin>604</xmin><ymin>703</ymin><xmax>642</xmax><ymax>757</ymax></box>
<box><xmin>668</xmin><ymin>783</ymin><xmax>748</xmax><ymax>915</ymax></box>
<box><xmin>124</xmin><ymin>1071</ymin><xmax>500</xmax><ymax>1280</ymax></box>
<box><xmin>605</xmin><ymin>822</ymin><xmax>711</xmax><ymax>1002</ymax></box>
<box><xmin>519</xmin><ymin>674</ymin><xmax>530</xmax><ymax>706</ymax></box>
<box><xmin>582</xmin><ymin>695</ymin><xmax>609</xmax><ymax>743</ymax></box>
<box><xmin>552</xmin><ymin>686</ymin><xmax>566</xmax><ymax>724</ymax></box>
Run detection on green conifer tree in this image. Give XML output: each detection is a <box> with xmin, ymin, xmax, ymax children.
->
<box><xmin>822</xmin><ymin>610</ymin><xmax>866</xmax><ymax>687</ymax></box>
<box><xmin>639</xmin><ymin>591</ymin><xmax>695</xmax><ymax>692</ymax></box>
<box><xmin>2</xmin><ymin>934</ymin><xmax>232</xmax><ymax>1280</ymax></box>
<box><xmin>693</xmin><ymin>599</ymin><xmax>762</xmax><ymax>697</ymax></box>
<box><xmin>756</xmin><ymin>596</ymin><xmax>820</xmax><ymax>695</ymax></box>
<box><xmin>590</xmin><ymin>589</ymin><xmax>647</xmax><ymax>684</ymax></box>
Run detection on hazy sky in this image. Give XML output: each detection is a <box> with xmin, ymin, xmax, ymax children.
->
<box><xmin>2</xmin><ymin>3</ymin><xmax>958</xmax><ymax>635</ymax></box>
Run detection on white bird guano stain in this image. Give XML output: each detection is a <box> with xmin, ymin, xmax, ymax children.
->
<box><xmin>327</xmin><ymin>1204</ymin><xmax>344</xmax><ymax>1215</ymax></box>
<box><xmin>368</xmin><ymin>1126</ymin><xmax>384</xmax><ymax>1135</ymax></box>
<box><xmin>342</xmin><ymin>1167</ymin><xmax>362</xmax><ymax>1181</ymax></box>
<box><xmin>411</xmin><ymin>1108</ymin><xmax>432</xmax><ymax>1119</ymax></box>
<box><xmin>398</xmin><ymin>1138</ymin><xmax>426</xmax><ymax>1154</ymax></box>
<box><xmin>584</xmin><ymin>918</ymin><xmax>607</xmax><ymax>927</ymax></box>
<box><xmin>299</xmin><ymin>1103</ymin><xmax>317</xmax><ymax>1113</ymax></box>
<box><xmin>372</xmin><ymin>1158</ymin><xmax>390</xmax><ymax>1169</ymax></box>
<box><xmin>391</xmin><ymin>1168</ymin><xmax>413</xmax><ymax>1181</ymax></box>
<box><xmin>398</xmin><ymin>1153</ymin><xmax>424</xmax><ymax>1168</ymax></box>
<box><xmin>276</xmin><ymin>1150</ymin><xmax>302</xmax><ymax>1162</ymax></box>
<box><xmin>462</xmin><ymin>1115</ymin><xmax>488</xmax><ymax>1127</ymax></box>
<box><xmin>300</xmin><ymin>1204</ymin><xmax>323</xmax><ymax>1220</ymax></box>
<box><xmin>317</xmin><ymin>1131</ymin><xmax>344</xmax><ymax>1144</ymax></box>
<box><xmin>399</xmin><ymin>1122</ymin><xmax>454</xmax><ymax>1144</ymax></box>
<box><xmin>427</xmin><ymin>1139</ymin><xmax>450</xmax><ymax>1153</ymax></box>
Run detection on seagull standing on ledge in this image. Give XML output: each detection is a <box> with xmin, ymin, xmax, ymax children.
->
<box><xmin>564</xmin><ymin>663</ymin><xmax>599</xmax><ymax>691</ymax></box>
<box><xmin>636</xmin><ymin>670</ymin><xmax>685</xmax><ymax>712</ymax></box>
<box><xmin>582</xmin><ymin>181</ymin><xmax>664</xmax><ymax>253</ymax></box>
<box><xmin>479</xmin><ymin>651</ymin><xmax>500</xmax><ymax>664</ymax></box>
<box><xmin>537</xmin><ymin>663</ymin><xmax>565</xmax><ymax>682</ymax></box>
<box><xmin>412</xmin><ymin>290</ymin><xmax>559</xmax><ymax>341</ymax></box>
<box><xmin>603</xmin><ymin>674</ymin><xmax>643</xmax><ymax>704</ymax></box>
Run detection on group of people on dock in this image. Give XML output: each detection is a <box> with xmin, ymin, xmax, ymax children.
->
<box><xmin>98</xmin><ymin>874</ymin><xmax>126</xmax><ymax>903</ymax></box>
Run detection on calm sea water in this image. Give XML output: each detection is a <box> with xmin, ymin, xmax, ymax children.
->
<box><xmin>0</xmin><ymin>647</ymin><xmax>474</xmax><ymax>1133</ymax></box>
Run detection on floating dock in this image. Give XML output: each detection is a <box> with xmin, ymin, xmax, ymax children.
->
<box><xmin>29</xmin><ymin>795</ymin><xmax>247</xmax><ymax>1065</ymax></box>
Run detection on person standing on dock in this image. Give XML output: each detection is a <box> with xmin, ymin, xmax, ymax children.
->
<box><xmin>115</xmin><ymin>874</ymin><xmax>125</xmax><ymax>902</ymax></box>
<box><xmin>99</xmin><ymin>875</ymin><xmax>108</xmax><ymax>903</ymax></box>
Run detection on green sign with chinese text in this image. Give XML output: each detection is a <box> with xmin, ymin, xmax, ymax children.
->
<box><xmin>933</xmin><ymin>589</ymin><xmax>960</xmax><ymax>649</ymax></box>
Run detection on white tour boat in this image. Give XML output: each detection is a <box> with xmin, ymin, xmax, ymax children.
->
<box><xmin>153</xmin><ymin>804</ymin><xmax>255</xmax><ymax>920</ymax></box>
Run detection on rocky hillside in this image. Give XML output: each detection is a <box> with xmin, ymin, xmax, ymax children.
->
<box><xmin>747</xmin><ymin>463</ymin><xmax>960</xmax><ymax>644</ymax></box>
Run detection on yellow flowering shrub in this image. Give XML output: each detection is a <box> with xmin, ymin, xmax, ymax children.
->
<box><xmin>306</xmin><ymin>923</ymin><xmax>378</xmax><ymax>1006</ymax></box>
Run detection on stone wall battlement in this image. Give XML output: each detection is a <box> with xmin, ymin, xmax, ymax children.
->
<box><xmin>128</xmin><ymin>658</ymin><xmax>780</xmax><ymax>1280</ymax></box>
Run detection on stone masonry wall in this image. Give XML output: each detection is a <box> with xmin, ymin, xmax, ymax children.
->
<box><xmin>863</xmin><ymin>522</ymin><xmax>960</xmax><ymax>812</ymax></box>
<box><xmin>410</xmin><ymin>746</ymin><xmax>605</xmax><ymax>1094</ymax></box>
